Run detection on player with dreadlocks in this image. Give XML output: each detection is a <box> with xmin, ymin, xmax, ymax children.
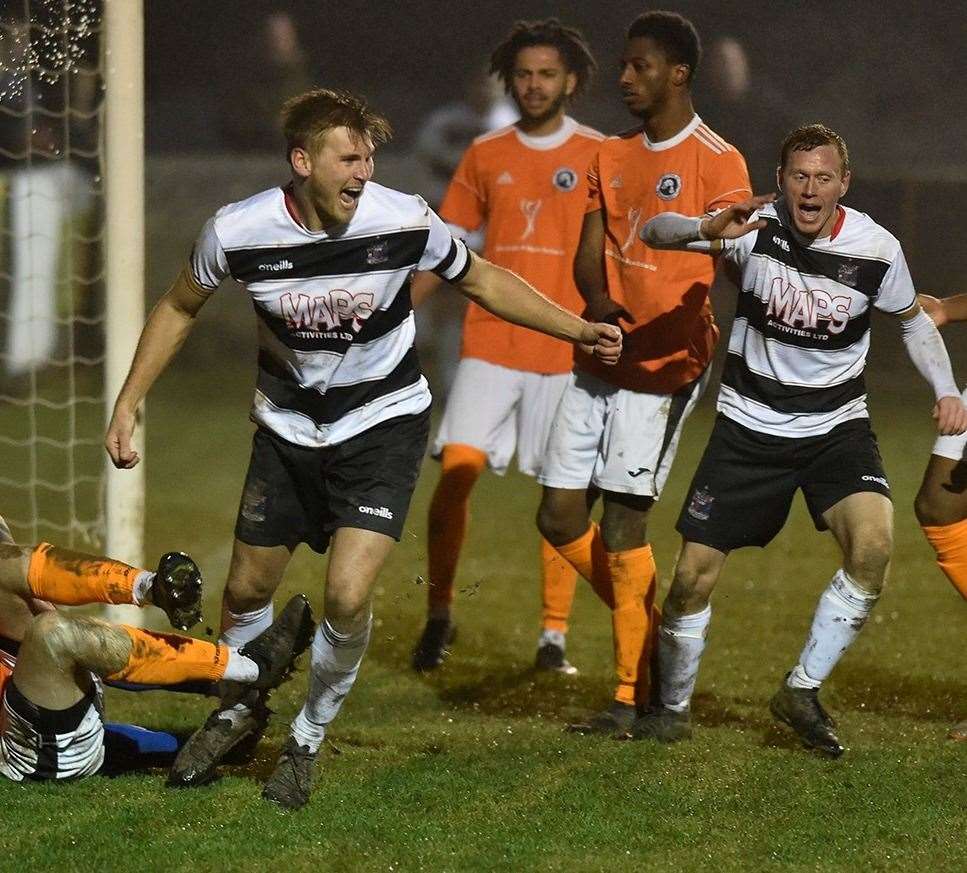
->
<box><xmin>410</xmin><ymin>19</ymin><xmax>603</xmax><ymax>675</ymax></box>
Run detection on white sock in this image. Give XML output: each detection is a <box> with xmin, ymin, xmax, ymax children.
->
<box><xmin>132</xmin><ymin>570</ymin><xmax>154</xmax><ymax>607</ymax></box>
<box><xmin>787</xmin><ymin>569</ymin><xmax>879</xmax><ymax>690</ymax></box>
<box><xmin>220</xmin><ymin>603</ymin><xmax>274</xmax><ymax>648</ymax></box>
<box><xmin>659</xmin><ymin>605</ymin><xmax>712</xmax><ymax>712</ymax></box>
<box><xmin>539</xmin><ymin>629</ymin><xmax>565</xmax><ymax>649</ymax></box>
<box><xmin>290</xmin><ymin>616</ymin><xmax>372</xmax><ymax>752</ymax></box>
<box><xmin>222</xmin><ymin>648</ymin><xmax>259</xmax><ymax>683</ymax></box>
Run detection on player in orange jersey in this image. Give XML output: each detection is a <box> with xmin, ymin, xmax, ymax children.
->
<box><xmin>915</xmin><ymin>291</ymin><xmax>967</xmax><ymax>741</ymax></box>
<box><xmin>536</xmin><ymin>11</ymin><xmax>751</xmax><ymax>733</ymax></box>
<box><xmin>0</xmin><ymin>513</ymin><xmax>313</xmax><ymax>781</ymax></box>
<box><xmin>411</xmin><ymin>19</ymin><xmax>603</xmax><ymax>674</ymax></box>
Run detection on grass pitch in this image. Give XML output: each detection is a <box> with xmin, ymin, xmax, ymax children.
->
<box><xmin>0</xmin><ymin>356</ymin><xmax>964</xmax><ymax>872</ymax></box>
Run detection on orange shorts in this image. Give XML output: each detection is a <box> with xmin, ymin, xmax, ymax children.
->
<box><xmin>0</xmin><ymin>660</ymin><xmax>11</xmax><ymax>701</ymax></box>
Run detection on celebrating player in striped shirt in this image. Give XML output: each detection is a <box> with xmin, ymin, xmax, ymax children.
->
<box><xmin>105</xmin><ymin>89</ymin><xmax>621</xmax><ymax>809</ymax></box>
<box><xmin>636</xmin><ymin>124</ymin><xmax>967</xmax><ymax>756</ymax></box>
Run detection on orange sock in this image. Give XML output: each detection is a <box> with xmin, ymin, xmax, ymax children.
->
<box><xmin>107</xmin><ymin>626</ymin><xmax>229</xmax><ymax>685</ymax></box>
<box><xmin>608</xmin><ymin>545</ymin><xmax>658</xmax><ymax>707</ymax></box>
<box><xmin>540</xmin><ymin>537</ymin><xmax>579</xmax><ymax>633</ymax></box>
<box><xmin>553</xmin><ymin>523</ymin><xmax>613</xmax><ymax>608</ymax></box>
<box><xmin>27</xmin><ymin>542</ymin><xmax>143</xmax><ymax>606</ymax></box>
<box><xmin>921</xmin><ymin>517</ymin><xmax>967</xmax><ymax>600</ymax></box>
<box><xmin>427</xmin><ymin>444</ymin><xmax>487</xmax><ymax>612</ymax></box>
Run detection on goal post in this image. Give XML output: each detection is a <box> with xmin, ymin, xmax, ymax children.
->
<box><xmin>102</xmin><ymin>0</ymin><xmax>144</xmax><ymax>622</ymax></box>
<box><xmin>103</xmin><ymin>0</ymin><xmax>144</xmax><ymax>571</ymax></box>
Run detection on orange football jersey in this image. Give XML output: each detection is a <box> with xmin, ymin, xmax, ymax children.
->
<box><xmin>578</xmin><ymin>116</ymin><xmax>751</xmax><ymax>393</ymax></box>
<box><xmin>440</xmin><ymin>117</ymin><xmax>604</xmax><ymax>374</ymax></box>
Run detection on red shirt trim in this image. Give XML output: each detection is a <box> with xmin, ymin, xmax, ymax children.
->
<box><xmin>282</xmin><ymin>184</ymin><xmax>305</xmax><ymax>228</ymax></box>
<box><xmin>829</xmin><ymin>205</ymin><xmax>846</xmax><ymax>241</ymax></box>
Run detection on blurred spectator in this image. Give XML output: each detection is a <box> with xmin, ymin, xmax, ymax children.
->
<box><xmin>0</xmin><ymin>8</ymin><xmax>99</xmax><ymax>379</ymax></box>
<box><xmin>697</xmin><ymin>36</ymin><xmax>797</xmax><ymax>192</ymax></box>
<box><xmin>216</xmin><ymin>11</ymin><xmax>315</xmax><ymax>152</ymax></box>
<box><xmin>414</xmin><ymin>67</ymin><xmax>517</xmax><ymax>208</ymax></box>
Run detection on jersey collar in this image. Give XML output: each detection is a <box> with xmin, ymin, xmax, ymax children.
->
<box><xmin>642</xmin><ymin>114</ymin><xmax>702</xmax><ymax>152</ymax></box>
<box><xmin>514</xmin><ymin>115</ymin><xmax>578</xmax><ymax>151</ymax></box>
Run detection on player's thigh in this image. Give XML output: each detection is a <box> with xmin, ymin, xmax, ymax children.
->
<box><xmin>915</xmin><ymin>447</ymin><xmax>967</xmax><ymax>527</ymax></box>
<box><xmin>800</xmin><ymin>419</ymin><xmax>893</xmax><ymax>535</ymax></box>
<box><xmin>432</xmin><ymin>359</ymin><xmax>523</xmax><ymax>475</ymax></box>
<box><xmin>326</xmin><ymin>409</ymin><xmax>430</xmax><ymax>532</ymax></box>
<box><xmin>676</xmin><ymin>415</ymin><xmax>799</xmax><ymax>552</ymax></box>
<box><xmin>517</xmin><ymin>371</ymin><xmax>570</xmax><ymax>477</ymax></box>
<box><xmin>538</xmin><ymin>371</ymin><xmax>610</xmax><ymax>492</ymax></box>
<box><xmin>594</xmin><ymin>373</ymin><xmax>707</xmax><ymax>499</ymax></box>
<box><xmin>10</xmin><ymin>613</ymin><xmax>98</xmax><ymax>710</ymax></box>
<box><xmin>325</xmin><ymin>527</ymin><xmax>396</xmax><ymax>624</ymax></box>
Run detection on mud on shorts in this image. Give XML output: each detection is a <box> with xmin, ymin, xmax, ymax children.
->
<box><xmin>234</xmin><ymin>409</ymin><xmax>431</xmax><ymax>554</ymax></box>
<box><xmin>676</xmin><ymin>414</ymin><xmax>892</xmax><ymax>552</ymax></box>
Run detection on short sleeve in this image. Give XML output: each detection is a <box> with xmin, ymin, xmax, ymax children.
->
<box><xmin>873</xmin><ymin>244</ymin><xmax>917</xmax><ymax>314</ymax></box>
<box><xmin>702</xmin><ymin>149</ymin><xmax>753</xmax><ymax>214</ymax></box>
<box><xmin>439</xmin><ymin>146</ymin><xmax>485</xmax><ymax>232</ymax></box>
<box><xmin>585</xmin><ymin>150</ymin><xmax>603</xmax><ymax>214</ymax></box>
<box><xmin>418</xmin><ymin>204</ymin><xmax>472</xmax><ymax>282</ymax></box>
<box><xmin>189</xmin><ymin>217</ymin><xmax>229</xmax><ymax>292</ymax></box>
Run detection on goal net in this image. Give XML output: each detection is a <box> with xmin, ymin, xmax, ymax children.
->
<box><xmin>0</xmin><ymin>1</ymin><xmax>123</xmax><ymax>554</ymax></box>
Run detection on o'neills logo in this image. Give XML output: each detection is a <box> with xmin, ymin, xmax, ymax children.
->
<box><xmin>259</xmin><ymin>259</ymin><xmax>294</xmax><ymax>272</ymax></box>
<box><xmin>359</xmin><ymin>505</ymin><xmax>393</xmax><ymax>519</ymax></box>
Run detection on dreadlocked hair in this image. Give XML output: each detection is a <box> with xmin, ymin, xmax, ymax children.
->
<box><xmin>490</xmin><ymin>18</ymin><xmax>596</xmax><ymax>98</ymax></box>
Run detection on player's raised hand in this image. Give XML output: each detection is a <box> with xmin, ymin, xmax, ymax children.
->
<box><xmin>933</xmin><ymin>395</ymin><xmax>967</xmax><ymax>436</ymax></box>
<box><xmin>579</xmin><ymin>322</ymin><xmax>622</xmax><ymax>365</ymax></box>
<box><xmin>701</xmin><ymin>193</ymin><xmax>777</xmax><ymax>240</ymax></box>
<box><xmin>917</xmin><ymin>294</ymin><xmax>948</xmax><ymax>329</ymax></box>
<box><xmin>105</xmin><ymin>407</ymin><xmax>141</xmax><ymax>469</ymax></box>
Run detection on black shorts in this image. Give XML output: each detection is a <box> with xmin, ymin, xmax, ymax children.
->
<box><xmin>676</xmin><ymin>415</ymin><xmax>891</xmax><ymax>552</ymax></box>
<box><xmin>234</xmin><ymin>409</ymin><xmax>430</xmax><ymax>554</ymax></box>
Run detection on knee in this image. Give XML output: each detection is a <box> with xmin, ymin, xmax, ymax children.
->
<box><xmin>666</xmin><ymin>563</ymin><xmax>717</xmax><ymax>616</ymax></box>
<box><xmin>23</xmin><ymin>611</ymin><xmax>75</xmax><ymax>666</ymax></box>
<box><xmin>536</xmin><ymin>497</ymin><xmax>586</xmax><ymax>547</ymax></box>
<box><xmin>914</xmin><ymin>489</ymin><xmax>953</xmax><ymax>527</ymax></box>
<box><xmin>844</xmin><ymin>530</ymin><xmax>893</xmax><ymax>590</ymax></box>
<box><xmin>225</xmin><ymin>574</ymin><xmax>277</xmax><ymax>614</ymax></box>
<box><xmin>324</xmin><ymin>581</ymin><xmax>372</xmax><ymax>630</ymax></box>
<box><xmin>599</xmin><ymin>515</ymin><xmax>646</xmax><ymax>553</ymax></box>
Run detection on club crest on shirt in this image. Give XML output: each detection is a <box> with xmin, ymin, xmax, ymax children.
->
<box><xmin>552</xmin><ymin>167</ymin><xmax>578</xmax><ymax>192</ymax></box>
<box><xmin>365</xmin><ymin>239</ymin><xmax>389</xmax><ymax>266</ymax></box>
<box><xmin>837</xmin><ymin>262</ymin><xmax>859</xmax><ymax>287</ymax></box>
<box><xmin>656</xmin><ymin>173</ymin><xmax>682</xmax><ymax>201</ymax></box>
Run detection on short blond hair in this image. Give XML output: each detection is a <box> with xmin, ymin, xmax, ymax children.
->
<box><xmin>280</xmin><ymin>89</ymin><xmax>392</xmax><ymax>157</ymax></box>
<box><xmin>780</xmin><ymin>123</ymin><xmax>849</xmax><ymax>175</ymax></box>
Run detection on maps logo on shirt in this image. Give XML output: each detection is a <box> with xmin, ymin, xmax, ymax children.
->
<box><xmin>552</xmin><ymin>167</ymin><xmax>578</xmax><ymax>192</ymax></box>
<box><xmin>280</xmin><ymin>289</ymin><xmax>375</xmax><ymax>337</ymax></box>
<box><xmin>656</xmin><ymin>173</ymin><xmax>682</xmax><ymax>201</ymax></box>
<box><xmin>766</xmin><ymin>276</ymin><xmax>851</xmax><ymax>336</ymax></box>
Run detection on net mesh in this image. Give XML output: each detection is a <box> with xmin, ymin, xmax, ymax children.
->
<box><xmin>0</xmin><ymin>0</ymin><xmax>105</xmax><ymax>547</ymax></box>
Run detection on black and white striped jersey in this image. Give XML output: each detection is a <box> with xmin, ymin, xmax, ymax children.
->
<box><xmin>190</xmin><ymin>182</ymin><xmax>472</xmax><ymax>447</ymax></box>
<box><xmin>718</xmin><ymin>200</ymin><xmax>916</xmax><ymax>438</ymax></box>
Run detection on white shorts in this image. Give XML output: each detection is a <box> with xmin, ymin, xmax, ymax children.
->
<box><xmin>538</xmin><ymin>369</ymin><xmax>708</xmax><ymax>497</ymax></box>
<box><xmin>0</xmin><ymin>677</ymin><xmax>104</xmax><ymax>782</ymax></box>
<box><xmin>433</xmin><ymin>358</ymin><xmax>570</xmax><ymax>477</ymax></box>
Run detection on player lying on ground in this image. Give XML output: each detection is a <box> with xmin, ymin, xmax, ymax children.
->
<box><xmin>105</xmin><ymin>88</ymin><xmax>621</xmax><ymax>810</ymax></box>
<box><xmin>634</xmin><ymin>124</ymin><xmax>967</xmax><ymax>756</ymax></box>
<box><xmin>409</xmin><ymin>18</ymin><xmax>602</xmax><ymax>676</ymax></box>
<box><xmin>0</xmin><ymin>513</ymin><xmax>312</xmax><ymax>781</ymax></box>
<box><xmin>915</xmin><ymin>291</ymin><xmax>967</xmax><ymax>741</ymax></box>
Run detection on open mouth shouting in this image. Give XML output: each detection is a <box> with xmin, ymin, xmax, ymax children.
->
<box><xmin>339</xmin><ymin>186</ymin><xmax>364</xmax><ymax>209</ymax></box>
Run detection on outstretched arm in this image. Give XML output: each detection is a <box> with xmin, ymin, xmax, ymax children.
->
<box><xmin>918</xmin><ymin>292</ymin><xmax>967</xmax><ymax>329</ymax></box>
<box><xmin>897</xmin><ymin>302</ymin><xmax>967</xmax><ymax>435</ymax></box>
<box><xmin>105</xmin><ymin>269</ymin><xmax>211</xmax><ymax>468</ymax></box>
<box><xmin>641</xmin><ymin>193</ymin><xmax>777</xmax><ymax>252</ymax></box>
<box><xmin>452</xmin><ymin>251</ymin><xmax>622</xmax><ymax>365</ymax></box>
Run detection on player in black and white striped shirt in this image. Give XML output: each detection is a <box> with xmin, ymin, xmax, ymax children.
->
<box><xmin>634</xmin><ymin>124</ymin><xmax>967</xmax><ymax>755</ymax></box>
<box><xmin>105</xmin><ymin>89</ymin><xmax>621</xmax><ymax>808</ymax></box>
